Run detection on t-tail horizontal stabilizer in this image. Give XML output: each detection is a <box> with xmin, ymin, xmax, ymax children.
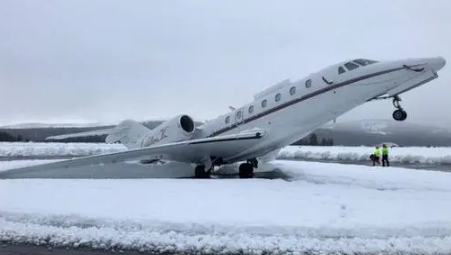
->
<box><xmin>45</xmin><ymin>119</ymin><xmax>153</xmax><ymax>150</ymax></box>
<box><xmin>46</xmin><ymin>128</ymin><xmax>117</xmax><ymax>141</ymax></box>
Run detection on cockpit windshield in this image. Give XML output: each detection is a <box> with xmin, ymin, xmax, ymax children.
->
<box><xmin>353</xmin><ymin>59</ymin><xmax>378</xmax><ymax>66</ymax></box>
<box><xmin>344</xmin><ymin>62</ymin><xmax>359</xmax><ymax>71</ymax></box>
<box><xmin>338</xmin><ymin>58</ymin><xmax>379</xmax><ymax>75</ymax></box>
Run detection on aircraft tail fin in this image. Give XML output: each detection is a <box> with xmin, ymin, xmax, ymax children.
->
<box><xmin>105</xmin><ymin>119</ymin><xmax>152</xmax><ymax>149</ymax></box>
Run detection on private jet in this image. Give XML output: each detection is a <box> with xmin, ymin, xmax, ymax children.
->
<box><xmin>10</xmin><ymin>56</ymin><xmax>447</xmax><ymax>178</ymax></box>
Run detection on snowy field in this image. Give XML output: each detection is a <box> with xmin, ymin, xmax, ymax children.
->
<box><xmin>279</xmin><ymin>146</ymin><xmax>451</xmax><ymax>165</ymax></box>
<box><xmin>0</xmin><ymin>142</ymin><xmax>125</xmax><ymax>158</ymax></box>
<box><xmin>1</xmin><ymin>159</ymin><xmax>451</xmax><ymax>254</ymax></box>
<box><xmin>2</xmin><ymin>142</ymin><xmax>451</xmax><ymax>165</ymax></box>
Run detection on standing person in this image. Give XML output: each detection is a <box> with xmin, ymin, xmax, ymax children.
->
<box><xmin>372</xmin><ymin>146</ymin><xmax>381</xmax><ymax>166</ymax></box>
<box><xmin>382</xmin><ymin>144</ymin><xmax>390</xmax><ymax>167</ymax></box>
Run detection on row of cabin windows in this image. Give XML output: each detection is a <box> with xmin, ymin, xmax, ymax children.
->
<box><xmin>224</xmin><ymin>79</ymin><xmax>313</xmax><ymax>124</ymax></box>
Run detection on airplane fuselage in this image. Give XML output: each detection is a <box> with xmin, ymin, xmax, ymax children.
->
<box><xmin>197</xmin><ymin>57</ymin><xmax>446</xmax><ymax>163</ymax></box>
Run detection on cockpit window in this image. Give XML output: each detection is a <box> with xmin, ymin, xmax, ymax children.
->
<box><xmin>338</xmin><ymin>66</ymin><xmax>346</xmax><ymax>74</ymax></box>
<box><xmin>344</xmin><ymin>62</ymin><xmax>360</xmax><ymax>71</ymax></box>
<box><xmin>353</xmin><ymin>59</ymin><xmax>378</xmax><ymax>66</ymax></box>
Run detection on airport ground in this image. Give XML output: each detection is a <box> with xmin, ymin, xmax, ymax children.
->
<box><xmin>284</xmin><ymin>157</ymin><xmax>451</xmax><ymax>172</ymax></box>
<box><xmin>1</xmin><ymin>156</ymin><xmax>449</xmax><ymax>255</ymax></box>
<box><xmin>1</xmin><ymin>242</ymin><xmax>138</xmax><ymax>255</ymax></box>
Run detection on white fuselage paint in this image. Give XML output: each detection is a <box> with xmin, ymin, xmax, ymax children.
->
<box><xmin>193</xmin><ymin>57</ymin><xmax>446</xmax><ymax>163</ymax></box>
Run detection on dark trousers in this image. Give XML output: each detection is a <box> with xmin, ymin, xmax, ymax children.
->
<box><xmin>371</xmin><ymin>155</ymin><xmax>380</xmax><ymax>166</ymax></box>
<box><xmin>382</xmin><ymin>154</ymin><xmax>389</xmax><ymax>167</ymax></box>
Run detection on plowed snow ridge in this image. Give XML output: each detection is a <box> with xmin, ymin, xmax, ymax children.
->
<box><xmin>1</xmin><ymin>142</ymin><xmax>451</xmax><ymax>165</ymax></box>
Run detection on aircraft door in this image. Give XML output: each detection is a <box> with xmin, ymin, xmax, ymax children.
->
<box><xmin>321</xmin><ymin>66</ymin><xmax>338</xmax><ymax>87</ymax></box>
<box><xmin>321</xmin><ymin>67</ymin><xmax>341</xmax><ymax>115</ymax></box>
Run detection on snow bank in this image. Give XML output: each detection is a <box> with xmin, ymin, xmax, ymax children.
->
<box><xmin>0</xmin><ymin>142</ymin><xmax>126</xmax><ymax>157</ymax></box>
<box><xmin>2</xmin><ymin>142</ymin><xmax>451</xmax><ymax>166</ymax></box>
<box><xmin>1</xmin><ymin>216</ymin><xmax>449</xmax><ymax>254</ymax></box>
<box><xmin>1</xmin><ymin>160</ymin><xmax>451</xmax><ymax>254</ymax></box>
<box><xmin>279</xmin><ymin>145</ymin><xmax>451</xmax><ymax>165</ymax></box>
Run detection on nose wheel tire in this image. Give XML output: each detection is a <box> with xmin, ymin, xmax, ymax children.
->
<box><xmin>393</xmin><ymin>109</ymin><xmax>407</xmax><ymax>121</ymax></box>
<box><xmin>391</xmin><ymin>95</ymin><xmax>407</xmax><ymax>121</ymax></box>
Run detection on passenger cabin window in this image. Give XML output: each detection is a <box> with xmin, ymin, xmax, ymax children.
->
<box><xmin>344</xmin><ymin>62</ymin><xmax>359</xmax><ymax>71</ymax></box>
<box><xmin>236</xmin><ymin>111</ymin><xmax>242</xmax><ymax>119</ymax></box>
<box><xmin>353</xmin><ymin>59</ymin><xmax>378</xmax><ymax>66</ymax></box>
<box><xmin>261</xmin><ymin>99</ymin><xmax>267</xmax><ymax>108</ymax></box>
<box><xmin>305</xmin><ymin>79</ymin><xmax>312</xmax><ymax>88</ymax></box>
<box><xmin>275</xmin><ymin>93</ymin><xmax>281</xmax><ymax>102</ymax></box>
<box><xmin>225</xmin><ymin>116</ymin><xmax>230</xmax><ymax>124</ymax></box>
<box><xmin>338</xmin><ymin>66</ymin><xmax>346</xmax><ymax>74</ymax></box>
<box><xmin>248</xmin><ymin>105</ymin><xmax>254</xmax><ymax>113</ymax></box>
<box><xmin>289</xmin><ymin>86</ymin><xmax>296</xmax><ymax>95</ymax></box>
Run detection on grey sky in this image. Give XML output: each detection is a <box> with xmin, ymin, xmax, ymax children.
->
<box><xmin>1</xmin><ymin>0</ymin><xmax>450</xmax><ymax>127</ymax></box>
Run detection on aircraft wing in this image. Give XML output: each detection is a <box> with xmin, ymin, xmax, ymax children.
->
<box><xmin>6</xmin><ymin>129</ymin><xmax>266</xmax><ymax>173</ymax></box>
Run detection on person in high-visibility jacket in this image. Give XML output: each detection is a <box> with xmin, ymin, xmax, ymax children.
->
<box><xmin>372</xmin><ymin>146</ymin><xmax>381</xmax><ymax>166</ymax></box>
<box><xmin>382</xmin><ymin>144</ymin><xmax>390</xmax><ymax>167</ymax></box>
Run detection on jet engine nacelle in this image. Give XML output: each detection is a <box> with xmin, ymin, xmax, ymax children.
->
<box><xmin>141</xmin><ymin>114</ymin><xmax>196</xmax><ymax>148</ymax></box>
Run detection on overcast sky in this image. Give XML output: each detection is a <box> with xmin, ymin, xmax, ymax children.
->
<box><xmin>1</xmin><ymin>0</ymin><xmax>450</xmax><ymax>127</ymax></box>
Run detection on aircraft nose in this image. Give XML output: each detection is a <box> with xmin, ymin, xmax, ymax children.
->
<box><xmin>427</xmin><ymin>56</ymin><xmax>446</xmax><ymax>72</ymax></box>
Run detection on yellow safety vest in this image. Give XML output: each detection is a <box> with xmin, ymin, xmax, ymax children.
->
<box><xmin>382</xmin><ymin>147</ymin><xmax>389</xmax><ymax>155</ymax></box>
<box><xmin>374</xmin><ymin>148</ymin><xmax>381</xmax><ymax>156</ymax></box>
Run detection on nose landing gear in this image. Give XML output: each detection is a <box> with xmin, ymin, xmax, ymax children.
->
<box><xmin>392</xmin><ymin>95</ymin><xmax>407</xmax><ymax>121</ymax></box>
<box><xmin>368</xmin><ymin>95</ymin><xmax>408</xmax><ymax>121</ymax></box>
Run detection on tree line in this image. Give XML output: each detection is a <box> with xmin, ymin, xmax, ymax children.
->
<box><xmin>0</xmin><ymin>131</ymin><xmax>29</xmax><ymax>142</ymax></box>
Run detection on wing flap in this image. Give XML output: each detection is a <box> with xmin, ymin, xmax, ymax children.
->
<box><xmin>4</xmin><ymin>129</ymin><xmax>266</xmax><ymax>174</ymax></box>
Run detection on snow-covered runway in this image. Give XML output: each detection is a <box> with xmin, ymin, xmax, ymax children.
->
<box><xmin>1</xmin><ymin>159</ymin><xmax>451</xmax><ymax>254</ymax></box>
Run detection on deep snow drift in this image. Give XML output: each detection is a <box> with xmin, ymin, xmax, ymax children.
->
<box><xmin>1</xmin><ymin>159</ymin><xmax>451</xmax><ymax>254</ymax></box>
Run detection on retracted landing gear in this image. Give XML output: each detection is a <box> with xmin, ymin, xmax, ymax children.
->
<box><xmin>194</xmin><ymin>164</ymin><xmax>211</xmax><ymax>178</ymax></box>
<box><xmin>239</xmin><ymin>158</ymin><xmax>258</xmax><ymax>178</ymax></box>
<box><xmin>194</xmin><ymin>156</ymin><xmax>217</xmax><ymax>178</ymax></box>
<box><xmin>392</xmin><ymin>95</ymin><xmax>407</xmax><ymax>121</ymax></box>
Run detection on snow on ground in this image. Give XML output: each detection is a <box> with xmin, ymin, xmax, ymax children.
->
<box><xmin>0</xmin><ymin>142</ymin><xmax>126</xmax><ymax>157</ymax></box>
<box><xmin>2</xmin><ymin>142</ymin><xmax>451</xmax><ymax>165</ymax></box>
<box><xmin>279</xmin><ymin>145</ymin><xmax>451</xmax><ymax>164</ymax></box>
<box><xmin>1</xmin><ymin>160</ymin><xmax>451</xmax><ymax>254</ymax></box>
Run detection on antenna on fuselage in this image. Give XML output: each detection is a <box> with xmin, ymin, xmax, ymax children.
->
<box><xmin>228</xmin><ymin>106</ymin><xmax>236</xmax><ymax>111</ymax></box>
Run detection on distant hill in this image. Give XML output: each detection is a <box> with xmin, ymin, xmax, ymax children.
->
<box><xmin>0</xmin><ymin>122</ymin><xmax>111</xmax><ymax>129</ymax></box>
<box><xmin>298</xmin><ymin>119</ymin><xmax>451</xmax><ymax>147</ymax></box>
<box><xmin>2</xmin><ymin>119</ymin><xmax>451</xmax><ymax>147</ymax></box>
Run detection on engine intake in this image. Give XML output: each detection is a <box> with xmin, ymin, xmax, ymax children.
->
<box><xmin>180</xmin><ymin>114</ymin><xmax>195</xmax><ymax>133</ymax></box>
